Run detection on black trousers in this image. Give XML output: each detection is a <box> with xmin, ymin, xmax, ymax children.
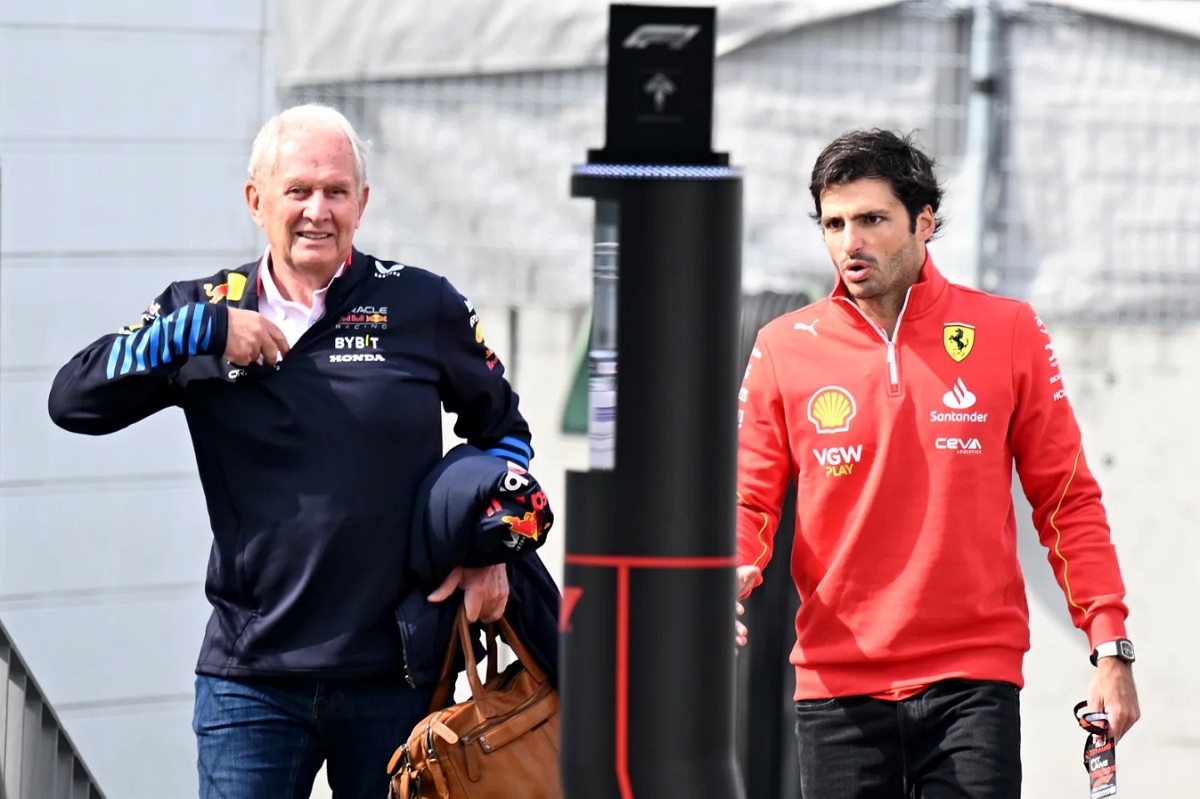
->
<box><xmin>793</xmin><ymin>679</ymin><xmax>1022</xmax><ymax>799</ymax></box>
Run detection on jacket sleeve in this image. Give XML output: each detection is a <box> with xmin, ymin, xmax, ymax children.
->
<box><xmin>435</xmin><ymin>277</ymin><xmax>533</xmax><ymax>467</ymax></box>
<box><xmin>1009</xmin><ymin>303</ymin><xmax>1128</xmax><ymax>648</ymax></box>
<box><xmin>47</xmin><ymin>285</ymin><xmax>229</xmax><ymax>435</ymax></box>
<box><xmin>735</xmin><ymin>332</ymin><xmax>793</xmax><ymax>590</ymax></box>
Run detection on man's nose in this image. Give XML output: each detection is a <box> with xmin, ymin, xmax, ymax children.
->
<box><xmin>302</xmin><ymin>193</ymin><xmax>329</xmax><ymax>221</ymax></box>
<box><xmin>841</xmin><ymin>223</ymin><xmax>864</xmax><ymax>256</ymax></box>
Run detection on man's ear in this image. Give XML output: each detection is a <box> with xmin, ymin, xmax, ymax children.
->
<box><xmin>356</xmin><ymin>184</ymin><xmax>370</xmax><ymax>227</ymax></box>
<box><xmin>245</xmin><ymin>181</ymin><xmax>263</xmax><ymax>225</ymax></box>
<box><xmin>916</xmin><ymin>205</ymin><xmax>936</xmax><ymax>242</ymax></box>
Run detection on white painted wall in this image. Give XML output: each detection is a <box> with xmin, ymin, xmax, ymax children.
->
<box><xmin>0</xmin><ymin>3</ymin><xmax>276</xmax><ymax>797</ymax></box>
<box><xmin>1016</xmin><ymin>324</ymin><xmax>1200</xmax><ymax>798</ymax></box>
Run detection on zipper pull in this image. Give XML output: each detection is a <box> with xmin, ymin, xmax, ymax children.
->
<box><xmin>887</xmin><ymin>341</ymin><xmax>899</xmax><ymax>386</ymax></box>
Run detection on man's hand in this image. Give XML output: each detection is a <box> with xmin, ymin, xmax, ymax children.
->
<box><xmin>428</xmin><ymin>564</ymin><xmax>510</xmax><ymax>623</ymax></box>
<box><xmin>1086</xmin><ymin>659</ymin><xmax>1140</xmax><ymax>742</ymax></box>
<box><xmin>737</xmin><ymin>565</ymin><xmax>761</xmax><ymax>599</ymax></box>
<box><xmin>734</xmin><ymin>565</ymin><xmax>761</xmax><ymax>650</ymax></box>
<box><xmin>225</xmin><ymin>308</ymin><xmax>289</xmax><ymax>367</ymax></box>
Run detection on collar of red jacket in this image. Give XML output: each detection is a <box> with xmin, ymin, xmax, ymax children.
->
<box><xmin>828</xmin><ymin>248</ymin><xmax>949</xmax><ymax>320</ymax></box>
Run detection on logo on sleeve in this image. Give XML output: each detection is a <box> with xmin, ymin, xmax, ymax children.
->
<box><xmin>465</xmin><ymin>299</ymin><xmax>500</xmax><ymax>371</ymax></box>
<box><xmin>807</xmin><ymin>387</ymin><xmax>856</xmax><ymax>434</ymax></box>
<box><xmin>943</xmin><ymin>323</ymin><xmax>975</xmax><ymax>362</ymax></box>
<box><xmin>119</xmin><ymin>301</ymin><xmax>161</xmax><ymax>334</ymax></box>
<box><xmin>793</xmin><ymin>318</ymin><xmax>820</xmax><ymax>337</ymax></box>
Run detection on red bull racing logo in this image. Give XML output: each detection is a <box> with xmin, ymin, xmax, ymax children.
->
<box><xmin>336</xmin><ymin>306</ymin><xmax>388</xmax><ymax>330</ymax></box>
<box><xmin>204</xmin><ymin>274</ymin><xmax>247</xmax><ymax>304</ymax></box>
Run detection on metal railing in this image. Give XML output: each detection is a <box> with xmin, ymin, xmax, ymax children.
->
<box><xmin>1</xmin><ymin>618</ymin><xmax>106</xmax><ymax>799</ymax></box>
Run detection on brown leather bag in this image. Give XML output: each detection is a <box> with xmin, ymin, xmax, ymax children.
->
<box><xmin>387</xmin><ymin>605</ymin><xmax>562</xmax><ymax>798</ymax></box>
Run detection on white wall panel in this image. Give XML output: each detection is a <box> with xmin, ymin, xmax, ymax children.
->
<box><xmin>0</xmin><ymin>596</ymin><xmax>210</xmax><ymax>704</ymax></box>
<box><xmin>1</xmin><ymin>379</ymin><xmax>197</xmax><ymax>483</ymax></box>
<box><xmin>0</xmin><ymin>27</ymin><xmax>264</xmax><ymax>140</ymax></box>
<box><xmin>0</xmin><ymin>4</ymin><xmax>277</xmax><ymax>797</ymax></box>
<box><xmin>59</xmin><ymin>706</ymin><xmax>198</xmax><ymax>799</ymax></box>
<box><xmin>0</xmin><ymin>0</ymin><xmax>264</xmax><ymax>32</ymax></box>
<box><xmin>0</xmin><ymin>147</ymin><xmax>259</xmax><ymax>254</ymax></box>
<box><xmin>0</xmin><ymin>483</ymin><xmax>211</xmax><ymax>596</ymax></box>
<box><xmin>0</xmin><ymin>255</ymin><xmax>255</xmax><ymax>371</ymax></box>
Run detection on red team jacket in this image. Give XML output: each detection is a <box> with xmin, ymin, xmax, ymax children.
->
<box><xmin>736</xmin><ymin>253</ymin><xmax>1128</xmax><ymax>700</ymax></box>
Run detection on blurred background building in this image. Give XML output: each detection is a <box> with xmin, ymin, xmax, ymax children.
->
<box><xmin>2</xmin><ymin>1</ymin><xmax>1198</xmax><ymax>797</ymax></box>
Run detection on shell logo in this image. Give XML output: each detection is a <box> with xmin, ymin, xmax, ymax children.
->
<box><xmin>807</xmin><ymin>386</ymin><xmax>857</xmax><ymax>434</ymax></box>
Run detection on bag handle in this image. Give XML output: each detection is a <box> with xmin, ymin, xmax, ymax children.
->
<box><xmin>428</xmin><ymin>600</ymin><xmax>549</xmax><ymax>711</ymax></box>
<box><xmin>490</xmin><ymin>615</ymin><xmax>548</xmax><ymax>684</ymax></box>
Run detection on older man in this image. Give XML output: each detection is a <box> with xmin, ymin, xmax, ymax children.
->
<box><xmin>49</xmin><ymin>104</ymin><xmax>534</xmax><ymax>799</ymax></box>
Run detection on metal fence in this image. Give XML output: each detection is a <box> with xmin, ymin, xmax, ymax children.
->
<box><xmin>283</xmin><ymin>0</ymin><xmax>1200</xmax><ymax>326</ymax></box>
<box><xmin>1</xmin><ymin>619</ymin><xmax>106</xmax><ymax>799</ymax></box>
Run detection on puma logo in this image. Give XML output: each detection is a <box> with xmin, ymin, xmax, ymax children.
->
<box><xmin>793</xmin><ymin>319</ymin><xmax>820</xmax><ymax>337</ymax></box>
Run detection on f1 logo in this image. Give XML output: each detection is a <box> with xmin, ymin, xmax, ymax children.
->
<box><xmin>622</xmin><ymin>24</ymin><xmax>700</xmax><ymax>50</ymax></box>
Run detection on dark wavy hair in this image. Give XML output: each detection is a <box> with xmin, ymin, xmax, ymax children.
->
<box><xmin>808</xmin><ymin>129</ymin><xmax>945</xmax><ymax>238</ymax></box>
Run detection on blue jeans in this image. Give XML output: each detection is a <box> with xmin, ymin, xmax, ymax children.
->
<box><xmin>193</xmin><ymin>673</ymin><xmax>436</xmax><ymax>799</ymax></box>
<box><xmin>793</xmin><ymin>679</ymin><xmax>1022</xmax><ymax>799</ymax></box>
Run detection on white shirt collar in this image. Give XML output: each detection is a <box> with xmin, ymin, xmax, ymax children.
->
<box><xmin>256</xmin><ymin>249</ymin><xmax>348</xmax><ymax>346</ymax></box>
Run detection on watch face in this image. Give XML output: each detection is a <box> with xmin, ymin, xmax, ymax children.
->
<box><xmin>1118</xmin><ymin>639</ymin><xmax>1136</xmax><ymax>660</ymax></box>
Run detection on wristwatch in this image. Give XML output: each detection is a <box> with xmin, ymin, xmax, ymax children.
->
<box><xmin>1090</xmin><ymin>638</ymin><xmax>1136</xmax><ymax>666</ymax></box>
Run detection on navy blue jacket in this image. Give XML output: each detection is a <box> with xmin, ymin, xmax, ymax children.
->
<box><xmin>397</xmin><ymin>444</ymin><xmax>560</xmax><ymax>687</ymax></box>
<box><xmin>48</xmin><ymin>249</ymin><xmax>532</xmax><ymax>679</ymax></box>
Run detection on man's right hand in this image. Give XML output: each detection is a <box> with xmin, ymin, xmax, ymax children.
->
<box><xmin>225</xmin><ymin>308</ymin><xmax>289</xmax><ymax>366</ymax></box>
<box><xmin>737</xmin><ymin>565</ymin><xmax>762</xmax><ymax>599</ymax></box>
<box><xmin>734</xmin><ymin>565</ymin><xmax>762</xmax><ymax>649</ymax></box>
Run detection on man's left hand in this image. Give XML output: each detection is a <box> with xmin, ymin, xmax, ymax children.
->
<box><xmin>428</xmin><ymin>564</ymin><xmax>510</xmax><ymax>623</ymax></box>
<box><xmin>1086</xmin><ymin>658</ymin><xmax>1141</xmax><ymax>743</ymax></box>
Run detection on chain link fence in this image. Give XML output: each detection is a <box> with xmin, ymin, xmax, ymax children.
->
<box><xmin>284</xmin><ymin>1</ymin><xmax>1200</xmax><ymax>325</ymax></box>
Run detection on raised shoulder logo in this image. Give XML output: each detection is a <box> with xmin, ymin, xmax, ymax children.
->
<box><xmin>204</xmin><ymin>273</ymin><xmax>247</xmax><ymax>304</ymax></box>
<box><xmin>793</xmin><ymin>318</ymin><xmax>820</xmax><ymax>337</ymax></box>
<box><xmin>807</xmin><ymin>386</ymin><xmax>856</xmax><ymax>434</ymax></box>
<box><xmin>374</xmin><ymin>260</ymin><xmax>405</xmax><ymax>278</ymax></box>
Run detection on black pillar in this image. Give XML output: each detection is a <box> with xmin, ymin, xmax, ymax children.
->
<box><xmin>560</xmin><ymin>6</ymin><xmax>745</xmax><ymax>798</ymax></box>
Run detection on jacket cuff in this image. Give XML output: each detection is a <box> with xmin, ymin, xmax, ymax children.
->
<box><xmin>202</xmin><ymin>302</ymin><xmax>230</xmax><ymax>358</ymax></box>
<box><xmin>1085</xmin><ymin>609</ymin><xmax>1128</xmax><ymax>650</ymax></box>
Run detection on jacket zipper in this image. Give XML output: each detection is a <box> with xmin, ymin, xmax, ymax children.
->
<box><xmin>833</xmin><ymin>288</ymin><xmax>913</xmax><ymax>392</ymax></box>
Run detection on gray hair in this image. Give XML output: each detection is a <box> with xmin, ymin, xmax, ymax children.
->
<box><xmin>247</xmin><ymin>104</ymin><xmax>369</xmax><ymax>188</ymax></box>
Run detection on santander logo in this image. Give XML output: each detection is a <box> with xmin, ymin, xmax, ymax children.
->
<box><xmin>942</xmin><ymin>378</ymin><xmax>976</xmax><ymax>410</ymax></box>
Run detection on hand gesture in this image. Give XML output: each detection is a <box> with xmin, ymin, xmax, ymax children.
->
<box><xmin>737</xmin><ymin>565</ymin><xmax>761</xmax><ymax>599</ymax></box>
<box><xmin>429</xmin><ymin>564</ymin><xmax>510</xmax><ymax>623</ymax></box>
<box><xmin>225</xmin><ymin>308</ymin><xmax>289</xmax><ymax>367</ymax></box>
<box><xmin>1085</xmin><ymin>659</ymin><xmax>1141</xmax><ymax>742</ymax></box>
<box><xmin>734</xmin><ymin>565</ymin><xmax>761</xmax><ymax>649</ymax></box>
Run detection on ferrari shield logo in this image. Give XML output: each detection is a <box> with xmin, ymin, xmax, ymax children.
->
<box><xmin>943</xmin><ymin>323</ymin><xmax>975</xmax><ymax>362</ymax></box>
